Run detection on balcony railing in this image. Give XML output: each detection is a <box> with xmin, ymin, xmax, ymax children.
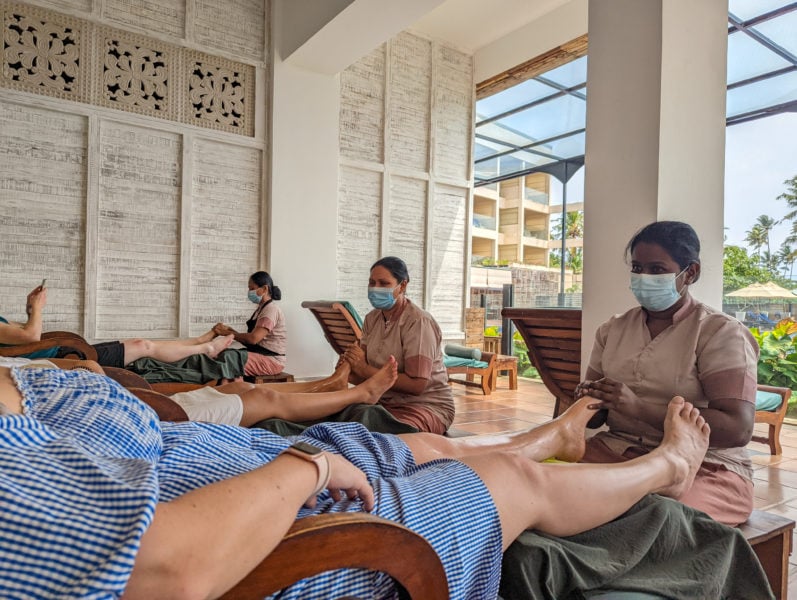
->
<box><xmin>473</xmin><ymin>214</ymin><xmax>497</xmax><ymax>230</ymax></box>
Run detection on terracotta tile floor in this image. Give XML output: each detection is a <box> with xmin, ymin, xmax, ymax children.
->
<box><xmin>451</xmin><ymin>374</ymin><xmax>797</xmax><ymax>599</ymax></box>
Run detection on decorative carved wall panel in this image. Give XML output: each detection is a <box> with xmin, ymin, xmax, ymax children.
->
<box><xmin>183</xmin><ymin>49</ymin><xmax>255</xmax><ymax>136</ymax></box>
<box><xmin>1</xmin><ymin>1</ymin><xmax>257</xmax><ymax>137</ymax></box>
<box><xmin>1</xmin><ymin>3</ymin><xmax>90</xmax><ymax>103</ymax></box>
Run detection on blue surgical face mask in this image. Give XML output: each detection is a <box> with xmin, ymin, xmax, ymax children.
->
<box><xmin>629</xmin><ymin>268</ymin><xmax>688</xmax><ymax>312</ymax></box>
<box><xmin>368</xmin><ymin>286</ymin><xmax>397</xmax><ymax>310</ymax></box>
<box><xmin>248</xmin><ymin>289</ymin><xmax>262</xmax><ymax>304</ymax></box>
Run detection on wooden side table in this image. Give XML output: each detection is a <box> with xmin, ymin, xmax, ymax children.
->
<box><xmin>493</xmin><ymin>355</ymin><xmax>518</xmax><ymax>390</ymax></box>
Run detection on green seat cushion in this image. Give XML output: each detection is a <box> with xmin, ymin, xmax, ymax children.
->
<box><xmin>443</xmin><ymin>355</ymin><xmax>489</xmax><ymax>369</ymax></box>
<box><xmin>755</xmin><ymin>390</ymin><xmax>784</xmax><ymax>412</ymax></box>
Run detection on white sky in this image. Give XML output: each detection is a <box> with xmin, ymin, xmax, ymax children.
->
<box><xmin>547</xmin><ymin>112</ymin><xmax>797</xmax><ymax>256</ymax></box>
<box><xmin>724</xmin><ymin>112</ymin><xmax>797</xmax><ymax>252</ymax></box>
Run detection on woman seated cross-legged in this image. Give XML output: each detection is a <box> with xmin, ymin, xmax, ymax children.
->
<box><xmin>0</xmin><ymin>362</ymin><xmax>772</xmax><ymax>599</ymax></box>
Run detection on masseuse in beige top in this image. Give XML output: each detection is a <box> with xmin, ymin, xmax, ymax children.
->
<box><xmin>342</xmin><ymin>256</ymin><xmax>454</xmax><ymax>434</ymax></box>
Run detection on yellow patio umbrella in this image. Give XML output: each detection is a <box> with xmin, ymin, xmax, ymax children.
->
<box><xmin>725</xmin><ymin>282</ymin><xmax>797</xmax><ymax>299</ymax></box>
<box><xmin>726</xmin><ymin>282</ymin><xmax>797</xmax><ymax>322</ymax></box>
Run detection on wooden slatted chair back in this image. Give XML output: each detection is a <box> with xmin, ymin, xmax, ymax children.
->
<box><xmin>502</xmin><ymin>307</ymin><xmax>582</xmax><ymax>417</ymax></box>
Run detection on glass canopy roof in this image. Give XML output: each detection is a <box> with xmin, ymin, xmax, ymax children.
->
<box><xmin>474</xmin><ymin>2</ymin><xmax>797</xmax><ymax>186</ymax></box>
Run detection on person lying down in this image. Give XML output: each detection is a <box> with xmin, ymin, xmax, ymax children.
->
<box><xmin>0</xmin><ymin>360</ymin><xmax>772</xmax><ymax>599</ymax></box>
<box><xmin>0</xmin><ymin>355</ymin><xmax>399</xmax><ymax>428</ymax></box>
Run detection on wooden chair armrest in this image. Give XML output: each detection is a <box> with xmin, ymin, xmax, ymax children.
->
<box><xmin>102</xmin><ymin>366</ymin><xmax>153</xmax><ymax>390</ymax></box>
<box><xmin>0</xmin><ymin>337</ymin><xmax>98</xmax><ymax>361</ymax></box>
<box><xmin>219</xmin><ymin>513</ymin><xmax>448</xmax><ymax>599</ymax></box>
<box><xmin>48</xmin><ymin>358</ymin><xmax>105</xmax><ymax>374</ymax></box>
<box><xmin>757</xmin><ymin>384</ymin><xmax>792</xmax><ymax>403</ymax></box>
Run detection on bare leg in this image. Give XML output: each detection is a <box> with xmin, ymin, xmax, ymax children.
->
<box><xmin>215</xmin><ymin>357</ymin><xmax>398</xmax><ymax>426</ymax></box>
<box><xmin>456</xmin><ymin>397</ymin><xmax>710</xmax><ymax>549</ymax></box>
<box><xmin>121</xmin><ymin>334</ymin><xmax>234</xmax><ymax>364</ymax></box>
<box><xmin>399</xmin><ymin>393</ymin><xmax>597</xmax><ymax>466</ymax></box>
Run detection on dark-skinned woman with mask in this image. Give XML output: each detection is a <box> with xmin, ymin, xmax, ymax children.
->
<box><xmin>575</xmin><ymin>221</ymin><xmax>758</xmax><ymax>525</ymax></box>
<box><xmin>341</xmin><ymin>256</ymin><xmax>454</xmax><ymax>434</ymax></box>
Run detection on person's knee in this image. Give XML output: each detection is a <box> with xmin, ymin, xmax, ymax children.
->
<box><xmin>122</xmin><ymin>339</ymin><xmax>154</xmax><ymax>361</ymax></box>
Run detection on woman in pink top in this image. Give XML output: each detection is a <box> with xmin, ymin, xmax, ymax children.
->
<box><xmin>576</xmin><ymin>221</ymin><xmax>758</xmax><ymax>525</ymax></box>
<box><xmin>213</xmin><ymin>271</ymin><xmax>288</xmax><ymax>377</ymax></box>
<box><xmin>342</xmin><ymin>257</ymin><xmax>454</xmax><ymax>434</ymax></box>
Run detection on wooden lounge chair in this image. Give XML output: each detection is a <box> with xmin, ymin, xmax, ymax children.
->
<box><xmin>445</xmin><ymin>348</ymin><xmax>497</xmax><ymax>396</ymax></box>
<box><xmin>754</xmin><ymin>385</ymin><xmax>792</xmax><ymax>456</ymax></box>
<box><xmin>502</xmin><ymin>307</ymin><xmax>581</xmax><ymax>417</ymax></box>
<box><xmin>0</xmin><ymin>330</ymin><xmax>98</xmax><ymax>361</ymax></box>
<box><xmin>301</xmin><ymin>300</ymin><xmax>364</xmax><ymax>356</ymax></box>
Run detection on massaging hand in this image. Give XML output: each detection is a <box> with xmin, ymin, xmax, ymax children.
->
<box><xmin>316</xmin><ymin>452</ymin><xmax>375</xmax><ymax>512</ymax></box>
<box><xmin>26</xmin><ymin>286</ymin><xmax>47</xmax><ymax>316</ymax></box>
<box><xmin>342</xmin><ymin>344</ymin><xmax>368</xmax><ymax>377</ymax></box>
<box><xmin>579</xmin><ymin>377</ymin><xmax>640</xmax><ymax>416</ymax></box>
<box><xmin>212</xmin><ymin>322</ymin><xmax>236</xmax><ymax>336</ymax></box>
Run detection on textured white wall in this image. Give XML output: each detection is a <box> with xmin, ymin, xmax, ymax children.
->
<box><xmin>337</xmin><ymin>31</ymin><xmax>474</xmax><ymax>336</ymax></box>
<box><xmin>0</xmin><ymin>0</ymin><xmax>268</xmax><ymax>342</ymax></box>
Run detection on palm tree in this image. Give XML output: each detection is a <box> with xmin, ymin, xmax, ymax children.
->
<box><xmin>778</xmin><ymin>244</ymin><xmax>797</xmax><ymax>281</ymax></box>
<box><xmin>745</xmin><ymin>224</ymin><xmax>767</xmax><ymax>264</ymax></box>
<box><xmin>779</xmin><ymin>175</ymin><xmax>797</xmax><ymax>221</ymax></box>
<box><xmin>756</xmin><ymin>215</ymin><xmax>777</xmax><ymax>258</ymax></box>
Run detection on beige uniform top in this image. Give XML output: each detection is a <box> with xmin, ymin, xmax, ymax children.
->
<box><xmin>588</xmin><ymin>294</ymin><xmax>759</xmax><ymax>481</ymax></box>
<box><xmin>361</xmin><ymin>299</ymin><xmax>454</xmax><ymax>429</ymax></box>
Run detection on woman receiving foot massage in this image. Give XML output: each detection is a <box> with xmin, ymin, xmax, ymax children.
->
<box><xmin>0</xmin><ymin>362</ymin><xmax>772</xmax><ymax>599</ymax></box>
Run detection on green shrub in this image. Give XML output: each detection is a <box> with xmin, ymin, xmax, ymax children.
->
<box><xmin>750</xmin><ymin>321</ymin><xmax>797</xmax><ymax>395</ymax></box>
<box><xmin>482</xmin><ymin>327</ymin><xmax>539</xmax><ymax>378</ymax></box>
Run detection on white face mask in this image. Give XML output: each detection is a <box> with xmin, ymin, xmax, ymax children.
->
<box><xmin>629</xmin><ymin>268</ymin><xmax>688</xmax><ymax>312</ymax></box>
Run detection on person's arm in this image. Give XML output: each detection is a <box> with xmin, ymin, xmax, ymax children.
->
<box><xmin>124</xmin><ymin>451</ymin><xmax>374</xmax><ymax>600</ymax></box>
<box><xmin>343</xmin><ymin>344</ymin><xmax>427</xmax><ymax>395</ymax></box>
<box><xmin>0</xmin><ymin>287</ymin><xmax>47</xmax><ymax>345</ymax></box>
<box><xmin>231</xmin><ymin>324</ymin><xmax>269</xmax><ymax>346</ymax></box>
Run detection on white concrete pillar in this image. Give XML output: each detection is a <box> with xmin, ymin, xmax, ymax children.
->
<box><xmin>582</xmin><ymin>0</ymin><xmax>728</xmax><ymax>368</ymax></box>
<box><xmin>269</xmin><ymin>3</ymin><xmax>341</xmax><ymax>377</ymax></box>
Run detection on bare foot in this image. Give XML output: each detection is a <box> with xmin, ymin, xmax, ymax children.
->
<box><xmin>196</xmin><ymin>329</ymin><xmax>216</xmax><ymax>344</ymax></box>
<box><xmin>549</xmin><ymin>395</ymin><xmax>600</xmax><ymax>461</ymax></box>
<box><xmin>356</xmin><ymin>356</ymin><xmax>398</xmax><ymax>404</ymax></box>
<box><xmin>207</xmin><ymin>334</ymin><xmax>234</xmax><ymax>359</ymax></box>
<box><xmin>303</xmin><ymin>362</ymin><xmax>351</xmax><ymax>393</ymax></box>
<box><xmin>653</xmin><ymin>396</ymin><xmax>710</xmax><ymax>498</ymax></box>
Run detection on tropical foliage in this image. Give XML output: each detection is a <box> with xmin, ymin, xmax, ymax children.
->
<box><xmin>750</xmin><ymin>320</ymin><xmax>797</xmax><ymax>390</ymax></box>
<box><xmin>549</xmin><ymin>211</ymin><xmax>584</xmax><ymax>274</ymax></box>
<box><xmin>483</xmin><ymin>326</ymin><xmax>539</xmax><ymax>378</ymax></box>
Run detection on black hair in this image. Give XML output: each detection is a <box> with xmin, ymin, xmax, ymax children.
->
<box><xmin>370</xmin><ymin>256</ymin><xmax>410</xmax><ymax>284</ymax></box>
<box><xmin>250</xmin><ymin>271</ymin><xmax>281</xmax><ymax>301</ymax></box>
<box><xmin>625</xmin><ymin>221</ymin><xmax>701</xmax><ymax>281</ymax></box>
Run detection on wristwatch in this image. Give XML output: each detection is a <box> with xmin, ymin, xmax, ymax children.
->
<box><xmin>283</xmin><ymin>441</ymin><xmax>331</xmax><ymax>500</ymax></box>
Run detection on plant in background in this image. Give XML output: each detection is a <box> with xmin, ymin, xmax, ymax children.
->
<box><xmin>482</xmin><ymin>326</ymin><xmax>539</xmax><ymax>378</ymax></box>
<box><xmin>751</xmin><ymin>320</ymin><xmax>797</xmax><ymax>391</ymax></box>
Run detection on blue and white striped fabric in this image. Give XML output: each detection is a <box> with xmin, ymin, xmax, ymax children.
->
<box><xmin>0</xmin><ymin>367</ymin><xmax>502</xmax><ymax>599</ymax></box>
